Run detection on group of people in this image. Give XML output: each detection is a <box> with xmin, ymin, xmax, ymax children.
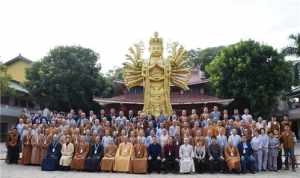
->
<box><xmin>6</xmin><ymin>106</ymin><xmax>298</xmax><ymax>174</ymax></box>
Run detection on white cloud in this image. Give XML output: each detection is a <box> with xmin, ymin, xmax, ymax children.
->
<box><xmin>0</xmin><ymin>0</ymin><xmax>299</xmax><ymax>72</ymax></box>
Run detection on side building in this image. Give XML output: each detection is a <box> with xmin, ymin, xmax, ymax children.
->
<box><xmin>0</xmin><ymin>55</ymin><xmax>37</xmax><ymax>141</ymax></box>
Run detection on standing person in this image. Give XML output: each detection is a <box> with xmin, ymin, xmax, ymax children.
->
<box><xmin>217</xmin><ymin>128</ymin><xmax>228</xmax><ymax>156</ymax></box>
<box><xmin>260</xmin><ymin>128</ymin><xmax>269</xmax><ymax>171</ymax></box>
<box><xmin>268</xmin><ymin>130</ymin><xmax>280</xmax><ymax>171</ymax></box>
<box><xmin>241</xmin><ymin>108</ymin><xmax>253</xmax><ymax>123</ymax></box>
<box><xmin>148</xmin><ymin>136</ymin><xmax>162</xmax><ymax>173</ymax></box>
<box><xmin>251</xmin><ymin>129</ymin><xmax>263</xmax><ymax>172</ymax></box>
<box><xmin>41</xmin><ymin>134</ymin><xmax>62</xmax><ymax>171</ymax></box>
<box><xmin>59</xmin><ymin>135</ymin><xmax>74</xmax><ymax>170</ymax></box>
<box><xmin>162</xmin><ymin>137</ymin><xmax>179</xmax><ymax>173</ymax></box>
<box><xmin>84</xmin><ymin>136</ymin><xmax>104</xmax><ymax>172</ymax></box>
<box><xmin>21</xmin><ymin>130</ymin><xmax>32</xmax><ymax>165</ymax></box>
<box><xmin>208</xmin><ymin>137</ymin><xmax>225</xmax><ymax>173</ymax></box>
<box><xmin>281</xmin><ymin>125</ymin><xmax>296</xmax><ymax>172</ymax></box>
<box><xmin>6</xmin><ymin>128</ymin><xmax>19</xmax><ymax>164</ymax></box>
<box><xmin>40</xmin><ymin>129</ymin><xmax>51</xmax><ymax>164</ymax></box>
<box><xmin>102</xmin><ymin>129</ymin><xmax>113</xmax><ymax>148</ymax></box>
<box><xmin>179</xmin><ymin>137</ymin><xmax>195</xmax><ymax>174</ymax></box>
<box><xmin>238</xmin><ymin>135</ymin><xmax>256</xmax><ymax>174</ymax></box>
<box><xmin>228</xmin><ymin>128</ymin><xmax>241</xmax><ymax>147</ymax></box>
<box><xmin>31</xmin><ymin>129</ymin><xmax>42</xmax><ymax>165</ymax></box>
<box><xmin>71</xmin><ymin>136</ymin><xmax>89</xmax><ymax>171</ymax></box>
<box><xmin>210</xmin><ymin>106</ymin><xmax>221</xmax><ymax>121</ymax></box>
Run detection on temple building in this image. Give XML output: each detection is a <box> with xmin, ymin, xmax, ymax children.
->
<box><xmin>94</xmin><ymin>66</ymin><xmax>234</xmax><ymax>114</ymax></box>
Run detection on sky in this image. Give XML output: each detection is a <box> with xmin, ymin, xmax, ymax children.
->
<box><xmin>0</xmin><ymin>0</ymin><xmax>299</xmax><ymax>72</ymax></box>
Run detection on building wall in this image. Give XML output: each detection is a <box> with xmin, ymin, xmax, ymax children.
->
<box><xmin>6</xmin><ymin>60</ymin><xmax>31</xmax><ymax>83</ymax></box>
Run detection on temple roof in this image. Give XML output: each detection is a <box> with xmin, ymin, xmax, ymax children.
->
<box><xmin>4</xmin><ymin>54</ymin><xmax>32</xmax><ymax>65</ymax></box>
<box><xmin>94</xmin><ymin>93</ymin><xmax>233</xmax><ymax>105</ymax></box>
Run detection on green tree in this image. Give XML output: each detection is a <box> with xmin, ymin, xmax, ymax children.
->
<box><xmin>282</xmin><ymin>33</ymin><xmax>300</xmax><ymax>57</ymax></box>
<box><xmin>26</xmin><ymin>46</ymin><xmax>112</xmax><ymax>111</ymax></box>
<box><xmin>187</xmin><ymin>46</ymin><xmax>224</xmax><ymax>75</ymax></box>
<box><xmin>107</xmin><ymin>67</ymin><xmax>124</xmax><ymax>81</ymax></box>
<box><xmin>206</xmin><ymin>40</ymin><xmax>293</xmax><ymax>117</ymax></box>
<box><xmin>0</xmin><ymin>64</ymin><xmax>13</xmax><ymax>96</ymax></box>
<box><xmin>282</xmin><ymin>33</ymin><xmax>300</xmax><ymax>86</ymax></box>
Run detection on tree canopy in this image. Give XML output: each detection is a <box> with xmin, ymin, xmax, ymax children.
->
<box><xmin>0</xmin><ymin>64</ymin><xmax>13</xmax><ymax>96</ymax></box>
<box><xmin>206</xmin><ymin>40</ymin><xmax>293</xmax><ymax>117</ymax></box>
<box><xmin>282</xmin><ymin>33</ymin><xmax>300</xmax><ymax>57</ymax></box>
<box><xmin>26</xmin><ymin>46</ymin><xmax>112</xmax><ymax>111</ymax></box>
<box><xmin>187</xmin><ymin>46</ymin><xmax>224</xmax><ymax>74</ymax></box>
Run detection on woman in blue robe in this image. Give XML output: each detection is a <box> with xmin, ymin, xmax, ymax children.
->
<box><xmin>84</xmin><ymin>136</ymin><xmax>104</xmax><ymax>171</ymax></box>
<box><xmin>41</xmin><ymin>135</ymin><xmax>62</xmax><ymax>171</ymax></box>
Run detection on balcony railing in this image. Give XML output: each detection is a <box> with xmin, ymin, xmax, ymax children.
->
<box><xmin>0</xmin><ymin>104</ymin><xmax>37</xmax><ymax>117</ymax></box>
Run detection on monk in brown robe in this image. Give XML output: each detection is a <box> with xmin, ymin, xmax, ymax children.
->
<box><xmin>100</xmin><ymin>139</ymin><xmax>117</xmax><ymax>171</ymax></box>
<box><xmin>71</xmin><ymin>128</ymin><xmax>81</xmax><ymax>147</ymax></box>
<box><xmin>224</xmin><ymin>140</ymin><xmax>241</xmax><ymax>172</ymax></box>
<box><xmin>131</xmin><ymin>137</ymin><xmax>148</xmax><ymax>173</ymax></box>
<box><xmin>21</xmin><ymin>131</ymin><xmax>32</xmax><ymax>165</ymax></box>
<box><xmin>113</xmin><ymin>136</ymin><xmax>133</xmax><ymax>172</ymax></box>
<box><xmin>71</xmin><ymin>136</ymin><xmax>90</xmax><ymax>171</ymax></box>
<box><xmin>31</xmin><ymin>130</ymin><xmax>42</xmax><ymax>165</ymax></box>
<box><xmin>6</xmin><ymin>128</ymin><xmax>19</xmax><ymax>164</ymax></box>
<box><xmin>40</xmin><ymin>130</ymin><xmax>51</xmax><ymax>164</ymax></box>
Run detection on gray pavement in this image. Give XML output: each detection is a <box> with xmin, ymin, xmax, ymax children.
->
<box><xmin>0</xmin><ymin>161</ymin><xmax>299</xmax><ymax>178</ymax></box>
<box><xmin>1</xmin><ymin>143</ymin><xmax>300</xmax><ymax>178</ymax></box>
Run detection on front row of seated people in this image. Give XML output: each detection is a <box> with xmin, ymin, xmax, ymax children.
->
<box><xmin>37</xmin><ymin>134</ymin><xmax>258</xmax><ymax>174</ymax></box>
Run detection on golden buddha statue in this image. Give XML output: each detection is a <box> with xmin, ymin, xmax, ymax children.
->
<box><xmin>123</xmin><ymin>32</ymin><xmax>191</xmax><ymax>117</ymax></box>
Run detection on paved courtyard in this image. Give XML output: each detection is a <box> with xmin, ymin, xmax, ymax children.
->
<box><xmin>0</xmin><ymin>161</ymin><xmax>299</xmax><ymax>178</ymax></box>
<box><xmin>0</xmin><ymin>143</ymin><xmax>300</xmax><ymax>178</ymax></box>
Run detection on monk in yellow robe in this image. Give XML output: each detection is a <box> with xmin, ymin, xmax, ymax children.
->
<box><xmin>113</xmin><ymin>136</ymin><xmax>133</xmax><ymax>172</ymax></box>
<box><xmin>224</xmin><ymin>141</ymin><xmax>241</xmax><ymax>172</ymax></box>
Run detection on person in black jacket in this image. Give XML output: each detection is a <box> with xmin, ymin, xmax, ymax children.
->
<box><xmin>161</xmin><ymin>137</ymin><xmax>179</xmax><ymax>173</ymax></box>
<box><xmin>84</xmin><ymin>136</ymin><xmax>104</xmax><ymax>171</ymax></box>
<box><xmin>238</xmin><ymin>135</ymin><xmax>256</xmax><ymax>173</ymax></box>
<box><xmin>41</xmin><ymin>134</ymin><xmax>62</xmax><ymax>171</ymax></box>
<box><xmin>148</xmin><ymin>136</ymin><xmax>162</xmax><ymax>173</ymax></box>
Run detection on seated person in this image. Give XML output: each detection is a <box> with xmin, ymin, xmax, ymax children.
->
<box><xmin>85</xmin><ymin>136</ymin><xmax>104</xmax><ymax>172</ymax></box>
<box><xmin>224</xmin><ymin>140</ymin><xmax>241</xmax><ymax>173</ymax></box>
<box><xmin>71</xmin><ymin>136</ymin><xmax>89</xmax><ymax>171</ymax></box>
<box><xmin>162</xmin><ymin>136</ymin><xmax>179</xmax><ymax>173</ymax></box>
<box><xmin>238</xmin><ymin>135</ymin><xmax>256</xmax><ymax>173</ymax></box>
<box><xmin>131</xmin><ymin>137</ymin><xmax>148</xmax><ymax>173</ymax></box>
<box><xmin>41</xmin><ymin>134</ymin><xmax>62</xmax><ymax>171</ymax></box>
<box><xmin>148</xmin><ymin>136</ymin><xmax>162</xmax><ymax>173</ymax></box>
<box><xmin>100</xmin><ymin>139</ymin><xmax>117</xmax><ymax>171</ymax></box>
<box><xmin>179</xmin><ymin>137</ymin><xmax>195</xmax><ymax>174</ymax></box>
<box><xmin>113</xmin><ymin>136</ymin><xmax>133</xmax><ymax>172</ymax></box>
<box><xmin>208</xmin><ymin>136</ymin><xmax>225</xmax><ymax>173</ymax></box>
<box><xmin>193</xmin><ymin>138</ymin><xmax>207</xmax><ymax>173</ymax></box>
<box><xmin>59</xmin><ymin>135</ymin><xmax>74</xmax><ymax>170</ymax></box>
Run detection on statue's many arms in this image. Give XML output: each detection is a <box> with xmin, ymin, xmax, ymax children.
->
<box><xmin>123</xmin><ymin>32</ymin><xmax>191</xmax><ymax>117</ymax></box>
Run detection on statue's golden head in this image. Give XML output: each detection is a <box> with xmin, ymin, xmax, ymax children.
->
<box><xmin>149</xmin><ymin>32</ymin><xmax>163</xmax><ymax>57</ymax></box>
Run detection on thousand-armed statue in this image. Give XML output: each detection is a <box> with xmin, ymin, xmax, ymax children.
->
<box><xmin>123</xmin><ymin>32</ymin><xmax>191</xmax><ymax>117</ymax></box>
